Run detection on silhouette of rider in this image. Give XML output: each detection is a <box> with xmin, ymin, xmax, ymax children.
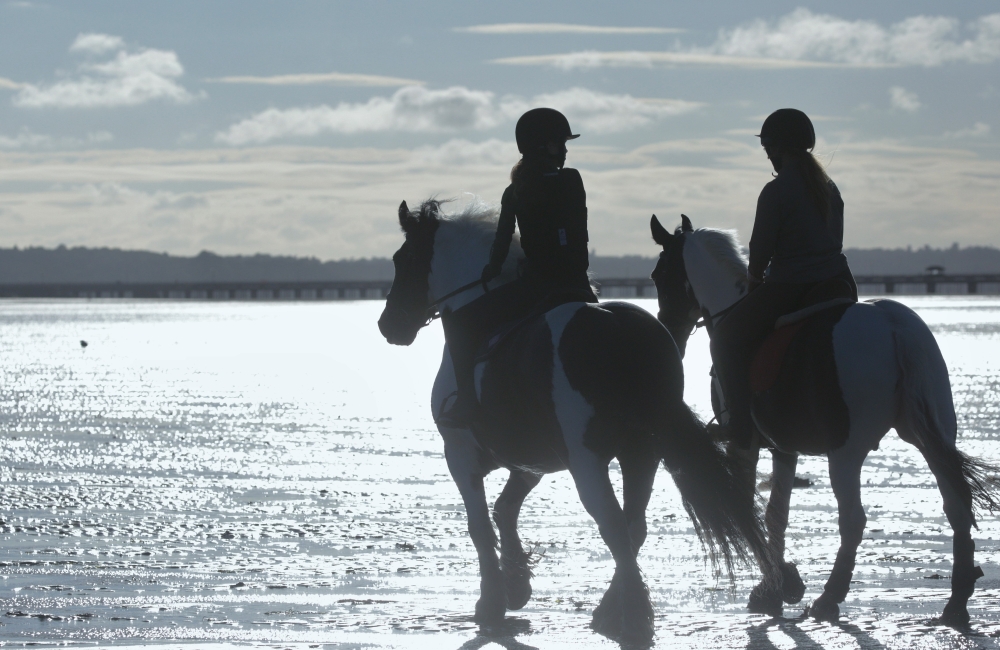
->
<box><xmin>710</xmin><ymin>109</ymin><xmax>858</xmax><ymax>447</ymax></box>
<box><xmin>439</xmin><ymin>108</ymin><xmax>598</xmax><ymax>428</ymax></box>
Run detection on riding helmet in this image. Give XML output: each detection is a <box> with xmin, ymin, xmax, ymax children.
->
<box><xmin>757</xmin><ymin>108</ymin><xmax>815</xmax><ymax>151</ymax></box>
<box><xmin>515</xmin><ymin>108</ymin><xmax>579</xmax><ymax>154</ymax></box>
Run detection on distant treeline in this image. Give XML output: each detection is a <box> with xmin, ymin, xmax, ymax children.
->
<box><xmin>2</xmin><ymin>244</ymin><xmax>1000</xmax><ymax>283</ymax></box>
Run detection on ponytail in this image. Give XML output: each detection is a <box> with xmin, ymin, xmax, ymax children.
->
<box><xmin>796</xmin><ymin>150</ymin><xmax>831</xmax><ymax>222</ymax></box>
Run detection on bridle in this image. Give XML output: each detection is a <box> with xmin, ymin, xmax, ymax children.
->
<box><xmin>656</xmin><ymin>236</ymin><xmax>743</xmax><ymax>337</ymax></box>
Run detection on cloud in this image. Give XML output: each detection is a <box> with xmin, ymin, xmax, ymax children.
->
<box><xmin>216</xmin><ymin>85</ymin><xmax>702</xmax><ymax>145</ymax></box>
<box><xmin>12</xmin><ymin>34</ymin><xmax>198</xmax><ymax>108</ymax></box>
<box><xmin>215</xmin><ymin>86</ymin><xmax>504</xmax><ymax>145</ymax></box>
<box><xmin>493</xmin><ymin>50</ymin><xmax>848</xmax><ymax>70</ymax></box>
<box><xmin>206</xmin><ymin>72</ymin><xmax>423</xmax><ymax>87</ymax></box>
<box><xmin>944</xmin><ymin>122</ymin><xmax>991</xmax><ymax>138</ymax></box>
<box><xmin>0</xmin><ymin>76</ymin><xmax>24</xmax><ymax>89</ymax></box>
<box><xmin>712</xmin><ymin>9</ymin><xmax>1000</xmax><ymax>66</ymax></box>
<box><xmin>530</xmin><ymin>88</ymin><xmax>702</xmax><ymax>132</ymax></box>
<box><xmin>889</xmin><ymin>86</ymin><xmax>921</xmax><ymax>112</ymax></box>
<box><xmin>0</xmin><ymin>129</ymin><xmax>112</xmax><ymax>149</ymax></box>
<box><xmin>455</xmin><ymin>23</ymin><xmax>682</xmax><ymax>35</ymax></box>
<box><xmin>492</xmin><ymin>10</ymin><xmax>1000</xmax><ymax>70</ymax></box>
<box><xmin>2</xmin><ymin>139</ymin><xmax>999</xmax><ymax>258</ymax></box>
<box><xmin>70</xmin><ymin>33</ymin><xmax>124</xmax><ymax>54</ymax></box>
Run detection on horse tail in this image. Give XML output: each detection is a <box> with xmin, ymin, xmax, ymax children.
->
<box><xmin>659</xmin><ymin>401</ymin><xmax>774</xmax><ymax>580</ymax></box>
<box><xmin>877</xmin><ymin>299</ymin><xmax>1000</xmax><ymax>518</ymax></box>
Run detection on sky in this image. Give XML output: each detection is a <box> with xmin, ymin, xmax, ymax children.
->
<box><xmin>0</xmin><ymin>1</ymin><xmax>998</xmax><ymax>260</ymax></box>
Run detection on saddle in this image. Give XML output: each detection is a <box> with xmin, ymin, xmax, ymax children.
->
<box><xmin>475</xmin><ymin>287</ymin><xmax>596</xmax><ymax>363</ymax></box>
<box><xmin>749</xmin><ymin>278</ymin><xmax>856</xmax><ymax>395</ymax></box>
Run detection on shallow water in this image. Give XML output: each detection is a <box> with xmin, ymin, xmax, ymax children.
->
<box><xmin>0</xmin><ymin>296</ymin><xmax>999</xmax><ymax>649</ymax></box>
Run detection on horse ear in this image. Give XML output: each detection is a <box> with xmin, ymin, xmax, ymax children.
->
<box><xmin>681</xmin><ymin>214</ymin><xmax>693</xmax><ymax>233</ymax></box>
<box><xmin>398</xmin><ymin>201</ymin><xmax>414</xmax><ymax>232</ymax></box>
<box><xmin>650</xmin><ymin>214</ymin><xmax>673</xmax><ymax>246</ymax></box>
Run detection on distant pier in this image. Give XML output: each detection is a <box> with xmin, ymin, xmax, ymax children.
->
<box><xmin>1</xmin><ymin>275</ymin><xmax>999</xmax><ymax>300</ymax></box>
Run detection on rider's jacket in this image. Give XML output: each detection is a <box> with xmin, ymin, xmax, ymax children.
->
<box><xmin>748</xmin><ymin>158</ymin><xmax>850</xmax><ymax>284</ymax></box>
<box><xmin>487</xmin><ymin>167</ymin><xmax>590</xmax><ymax>284</ymax></box>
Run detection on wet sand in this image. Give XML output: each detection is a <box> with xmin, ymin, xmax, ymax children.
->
<box><xmin>1</xmin><ymin>297</ymin><xmax>998</xmax><ymax>648</ymax></box>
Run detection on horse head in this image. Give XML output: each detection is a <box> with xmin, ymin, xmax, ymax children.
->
<box><xmin>378</xmin><ymin>200</ymin><xmax>441</xmax><ymax>345</ymax></box>
<box><xmin>649</xmin><ymin>214</ymin><xmax>700</xmax><ymax>357</ymax></box>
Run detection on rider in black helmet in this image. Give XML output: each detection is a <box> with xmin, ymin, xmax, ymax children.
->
<box><xmin>439</xmin><ymin>108</ymin><xmax>597</xmax><ymax>427</ymax></box>
<box><xmin>711</xmin><ymin>108</ymin><xmax>857</xmax><ymax>447</ymax></box>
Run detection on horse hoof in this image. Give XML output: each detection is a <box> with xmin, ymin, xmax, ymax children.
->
<box><xmin>781</xmin><ymin>562</ymin><xmax>806</xmax><ymax>604</ymax></box>
<box><xmin>504</xmin><ymin>575</ymin><xmax>532</xmax><ymax>610</ymax></box>
<box><xmin>748</xmin><ymin>583</ymin><xmax>783</xmax><ymax>617</ymax></box>
<box><xmin>940</xmin><ymin>600</ymin><xmax>971</xmax><ymax>628</ymax></box>
<box><xmin>474</xmin><ymin>580</ymin><xmax>507</xmax><ymax>626</ymax></box>
<box><xmin>807</xmin><ymin>593</ymin><xmax>840</xmax><ymax>623</ymax></box>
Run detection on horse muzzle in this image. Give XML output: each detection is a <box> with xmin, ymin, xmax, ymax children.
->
<box><xmin>378</xmin><ymin>305</ymin><xmax>420</xmax><ymax>346</ymax></box>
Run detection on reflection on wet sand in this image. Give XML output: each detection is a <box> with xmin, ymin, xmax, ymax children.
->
<box><xmin>0</xmin><ymin>298</ymin><xmax>998</xmax><ymax>648</ymax></box>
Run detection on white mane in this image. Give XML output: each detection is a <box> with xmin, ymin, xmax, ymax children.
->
<box><xmin>689</xmin><ymin>228</ymin><xmax>748</xmax><ymax>279</ymax></box>
<box><xmin>429</xmin><ymin>198</ymin><xmax>523</xmax><ymax>312</ymax></box>
<box><xmin>683</xmin><ymin>228</ymin><xmax>748</xmax><ymax>317</ymax></box>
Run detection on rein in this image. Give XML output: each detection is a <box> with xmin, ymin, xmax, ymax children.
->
<box><xmin>694</xmin><ymin>298</ymin><xmax>742</xmax><ymax>331</ymax></box>
<box><xmin>423</xmin><ymin>276</ymin><xmax>491</xmax><ymax>323</ymax></box>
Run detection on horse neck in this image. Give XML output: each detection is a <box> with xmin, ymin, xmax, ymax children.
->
<box><xmin>428</xmin><ymin>221</ymin><xmax>516</xmax><ymax>313</ymax></box>
<box><xmin>682</xmin><ymin>236</ymin><xmax>747</xmax><ymax>323</ymax></box>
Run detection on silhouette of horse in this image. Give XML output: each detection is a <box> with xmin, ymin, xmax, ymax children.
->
<box><xmin>377</xmin><ymin>199</ymin><xmax>770</xmax><ymax>644</ymax></box>
<box><xmin>649</xmin><ymin>213</ymin><xmax>1000</xmax><ymax>625</ymax></box>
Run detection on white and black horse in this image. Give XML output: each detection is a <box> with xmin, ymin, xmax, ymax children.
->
<box><xmin>649</xmin><ymin>213</ymin><xmax>1000</xmax><ymax>625</ymax></box>
<box><xmin>377</xmin><ymin>199</ymin><xmax>771</xmax><ymax>644</ymax></box>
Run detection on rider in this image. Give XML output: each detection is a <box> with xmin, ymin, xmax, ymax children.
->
<box><xmin>710</xmin><ymin>108</ymin><xmax>858</xmax><ymax>447</ymax></box>
<box><xmin>439</xmin><ymin>107</ymin><xmax>598</xmax><ymax>427</ymax></box>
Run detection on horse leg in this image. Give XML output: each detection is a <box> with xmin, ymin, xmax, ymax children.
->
<box><xmin>919</xmin><ymin>450</ymin><xmax>982</xmax><ymax>626</ymax></box>
<box><xmin>569</xmin><ymin>450</ymin><xmax>654</xmax><ymax>644</ymax></box>
<box><xmin>749</xmin><ymin>449</ymin><xmax>803</xmax><ymax>617</ymax></box>
<box><xmin>620</xmin><ymin>451</ymin><xmax>660</xmax><ymax>554</ymax></box>
<box><xmin>809</xmin><ymin>446</ymin><xmax>867</xmax><ymax>622</ymax></box>
<box><xmin>442</xmin><ymin>428</ymin><xmax>504</xmax><ymax>625</ymax></box>
<box><xmin>493</xmin><ymin>469</ymin><xmax>542</xmax><ymax>610</ymax></box>
<box><xmin>588</xmin><ymin>452</ymin><xmax>658</xmax><ymax>628</ymax></box>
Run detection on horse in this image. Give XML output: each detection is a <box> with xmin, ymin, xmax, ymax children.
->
<box><xmin>648</xmin><ymin>213</ymin><xmax>1000</xmax><ymax>625</ymax></box>
<box><xmin>377</xmin><ymin>198</ymin><xmax>772</xmax><ymax>644</ymax></box>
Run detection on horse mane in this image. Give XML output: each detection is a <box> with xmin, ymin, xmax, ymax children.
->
<box><xmin>419</xmin><ymin>197</ymin><xmax>522</xmax><ymax>251</ymax></box>
<box><xmin>688</xmin><ymin>228</ymin><xmax>748</xmax><ymax>281</ymax></box>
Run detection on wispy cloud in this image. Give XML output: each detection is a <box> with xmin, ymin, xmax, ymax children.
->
<box><xmin>215</xmin><ymin>85</ymin><xmax>702</xmax><ymax>145</ymax></box>
<box><xmin>12</xmin><ymin>33</ymin><xmax>199</xmax><ymax>108</ymax></box>
<box><xmin>889</xmin><ymin>86</ymin><xmax>921</xmax><ymax>112</ymax></box>
<box><xmin>455</xmin><ymin>23</ymin><xmax>682</xmax><ymax>35</ymax></box>
<box><xmin>944</xmin><ymin>122</ymin><xmax>991</xmax><ymax>138</ymax></box>
<box><xmin>0</xmin><ymin>76</ymin><xmax>24</xmax><ymax>90</ymax></box>
<box><xmin>0</xmin><ymin>129</ymin><xmax>112</xmax><ymax>149</ymax></box>
<box><xmin>492</xmin><ymin>10</ymin><xmax>1000</xmax><ymax>70</ymax></box>
<box><xmin>493</xmin><ymin>51</ymin><xmax>852</xmax><ymax>70</ymax></box>
<box><xmin>206</xmin><ymin>72</ymin><xmax>423</xmax><ymax>87</ymax></box>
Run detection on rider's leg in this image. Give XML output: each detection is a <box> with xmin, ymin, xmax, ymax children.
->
<box><xmin>709</xmin><ymin>281</ymin><xmax>808</xmax><ymax>445</ymax></box>
<box><xmin>439</xmin><ymin>279</ymin><xmax>535</xmax><ymax>426</ymax></box>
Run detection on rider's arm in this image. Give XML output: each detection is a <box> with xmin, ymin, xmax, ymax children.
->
<box><xmin>748</xmin><ymin>182</ymin><xmax>780</xmax><ymax>282</ymax></box>
<box><xmin>485</xmin><ymin>185</ymin><xmax>517</xmax><ymax>277</ymax></box>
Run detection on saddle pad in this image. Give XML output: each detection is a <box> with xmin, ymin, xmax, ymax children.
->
<box><xmin>749</xmin><ymin>320</ymin><xmax>806</xmax><ymax>394</ymax></box>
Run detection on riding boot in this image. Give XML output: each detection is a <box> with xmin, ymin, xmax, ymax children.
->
<box><xmin>439</xmin><ymin>311</ymin><xmax>484</xmax><ymax>428</ymax></box>
<box><xmin>718</xmin><ymin>372</ymin><xmax>756</xmax><ymax>449</ymax></box>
